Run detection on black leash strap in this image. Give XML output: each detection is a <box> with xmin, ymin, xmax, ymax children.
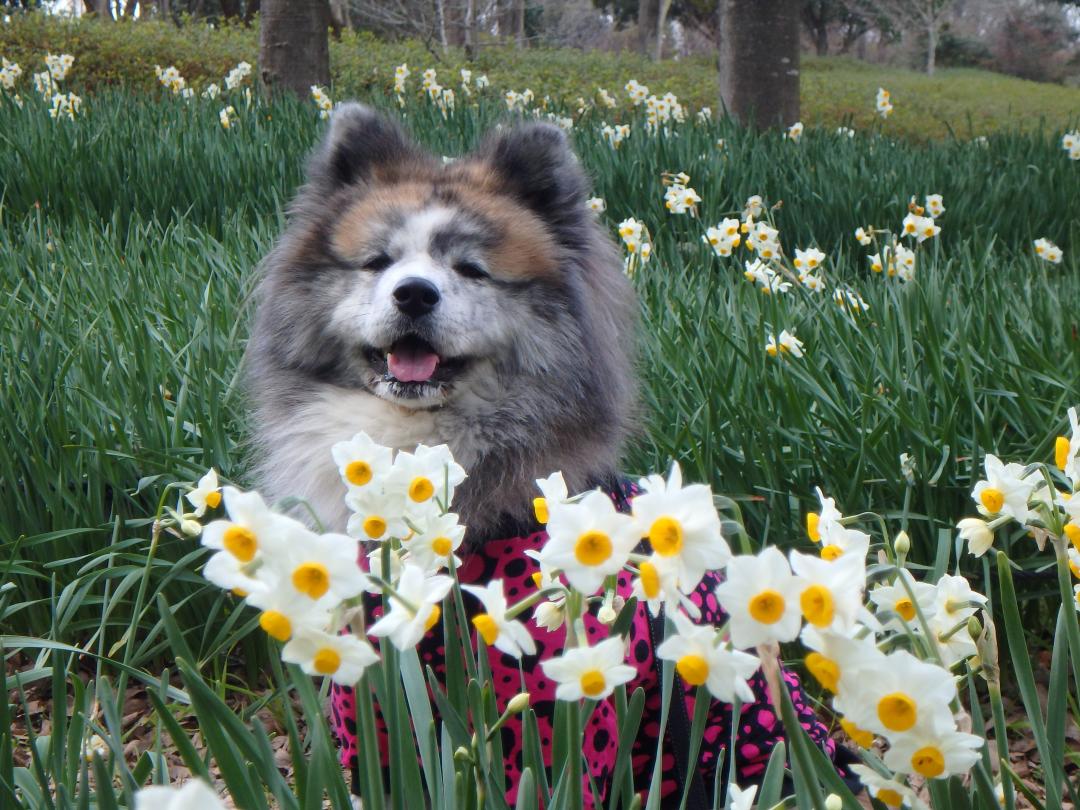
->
<box><xmin>648</xmin><ymin>607</ymin><xmax>710</xmax><ymax>810</ymax></box>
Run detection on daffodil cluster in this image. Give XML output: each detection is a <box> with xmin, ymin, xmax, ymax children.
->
<box><xmin>765</xmin><ymin>329</ymin><xmax>804</xmax><ymax>358</ymax></box>
<box><xmin>1034</xmin><ymin>236</ymin><xmax>1063</xmax><ymax>264</ymax></box>
<box><xmin>643</xmin><ymin>90</ymin><xmax>685</xmax><ymax>133</ymax></box>
<box><xmin>45</xmin><ymin>52</ymin><xmax>74</xmax><ymax>82</ymax></box>
<box><xmin>1062</xmin><ymin>130</ymin><xmax>1079</xmax><ymax>161</ymax></box>
<box><xmin>600</xmin><ymin>121</ymin><xmax>630</xmax><ymax>149</ymax></box>
<box><xmin>310</xmin><ymin>85</ymin><xmax>333</xmax><ymax>119</ymax></box>
<box><xmin>1</xmin><ymin>56</ymin><xmax>22</xmax><ymax>91</ymax></box>
<box><xmin>955</xmin><ymin>406</ymin><xmax>1080</xmax><ymax>568</ymax></box>
<box><xmin>47</xmin><ymin>90</ymin><xmax>81</xmax><ymax>120</ymax></box>
<box><xmin>616</xmin><ymin>217</ymin><xmax>652</xmax><ymax>274</ymax></box>
<box><xmin>624</xmin><ymin>78</ymin><xmax>648</xmax><ymax>106</ymax></box>
<box><xmin>662</xmin><ymin>171</ymin><xmax>701</xmax><ymax>215</ymax></box>
<box><xmin>876</xmin><ymin>86</ymin><xmax>893</xmax><ymax>118</ymax></box>
<box><xmin>223</xmin><ymin>61</ymin><xmax>252</xmax><ymax>91</ymax></box>
<box><xmin>154</xmin><ymin>64</ymin><xmax>188</xmax><ymax>95</ymax></box>
<box><xmin>504</xmin><ymin>88</ymin><xmax>534</xmax><ymax>111</ymax></box>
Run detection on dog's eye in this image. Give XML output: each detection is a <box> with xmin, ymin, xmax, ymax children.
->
<box><xmin>362</xmin><ymin>254</ymin><xmax>393</xmax><ymax>272</ymax></box>
<box><xmin>454</xmin><ymin>261</ymin><xmax>488</xmax><ymax>280</ymax></box>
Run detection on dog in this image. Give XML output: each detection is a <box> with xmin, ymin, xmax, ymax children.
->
<box><xmin>245</xmin><ymin>103</ymin><xmax>637</xmax><ymax>540</ymax></box>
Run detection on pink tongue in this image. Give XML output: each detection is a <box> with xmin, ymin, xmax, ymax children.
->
<box><xmin>387</xmin><ymin>349</ymin><xmax>439</xmax><ymax>382</ymax></box>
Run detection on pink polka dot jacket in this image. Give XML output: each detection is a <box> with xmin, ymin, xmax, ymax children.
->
<box><xmin>329</xmin><ymin>507</ymin><xmax>852</xmax><ymax>806</ymax></box>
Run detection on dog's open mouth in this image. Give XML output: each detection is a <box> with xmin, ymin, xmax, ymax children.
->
<box><xmin>365</xmin><ymin>335</ymin><xmax>468</xmax><ymax>390</ymax></box>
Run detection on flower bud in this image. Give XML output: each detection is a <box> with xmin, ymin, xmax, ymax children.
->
<box><xmin>534</xmin><ymin>600</ymin><xmax>565</xmax><ymax>631</ymax></box>
<box><xmin>506</xmin><ymin>692</ymin><xmax>531</xmax><ymax>715</ymax></box>
<box><xmin>453</xmin><ymin>746</ymin><xmax>471</xmax><ymax>763</ymax></box>
<box><xmin>957</xmin><ymin>517</ymin><xmax>994</xmax><ymax>557</ymax></box>
<box><xmin>181</xmin><ymin>519</ymin><xmax>203</xmax><ymax>537</ymax></box>
<box><xmin>824</xmin><ymin>794</ymin><xmax>844</xmax><ymax>810</ymax></box>
<box><xmin>893</xmin><ymin>531</ymin><xmax>911</xmax><ymax>556</ymax></box>
<box><xmin>968</xmin><ymin>615</ymin><xmax>982</xmax><ymax>641</ymax></box>
<box><xmin>597</xmin><ymin>604</ymin><xmax>617</xmax><ymax>625</ymax></box>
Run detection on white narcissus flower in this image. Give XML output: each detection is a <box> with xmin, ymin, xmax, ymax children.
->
<box><xmin>727</xmin><ymin>783</ymin><xmax>758</xmax><ymax>810</ymax></box>
<box><xmin>655</xmin><ymin>612</ymin><xmax>759</xmax><ymax>702</ymax></box>
<box><xmin>714</xmin><ymin>546</ymin><xmax>805</xmax><ymax>649</ymax></box>
<box><xmin>971</xmin><ymin>453</ymin><xmax>1036</xmax><ymax>523</ymax></box>
<box><xmin>185</xmin><ymin>468</ymin><xmax>221</xmax><ymax>517</ymax></box>
<box><xmin>925</xmin><ymin>194</ymin><xmax>945</xmax><ymax>218</ymax></box>
<box><xmin>869</xmin><ymin>568</ymin><xmax>938</xmax><ymax>632</ymax></box>
<box><xmin>788</xmin><ymin>549</ymin><xmax>865</xmax><ymax>633</ymax></box>
<box><xmin>534</xmin><ymin>598</ymin><xmax>565</xmax><ymax>631</ymax></box>
<box><xmin>743</xmin><ymin>195</ymin><xmax>764</xmax><ymax>219</ymax></box>
<box><xmin>631</xmin><ymin>462</ymin><xmax>730</xmax><ymax>593</ymax></box>
<box><xmin>402</xmin><ymin>511</ymin><xmax>466</xmax><ymax>573</ymax></box>
<box><xmin>461</xmin><ymin>579</ymin><xmax>537</xmax><ymax>658</ymax></box>
<box><xmin>201</xmin><ymin>487</ymin><xmax>289</xmax><ymax>565</ymax></box>
<box><xmin>833</xmin><ymin>648</ymin><xmax>958</xmax><ymax>739</ymax></box>
<box><xmin>345</xmin><ymin>484</ymin><xmax>409</xmax><ymax>542</ymax></box>
<box><xmin>135</xmin><ymin>780</ymin><xmax>228</xmax><ymax>810</ymax></box>
<box><xmin>957</xmin><ymin>517</ymin><xmax>995</xmax><ymax>557</ymax></box>
<box><xmin>894</xmin><ymin>245</ymin><xmax>916</xmax><ymax>281</ymax></box>
<box><xmin>793</xmin><ymin>247</ymin><xmax>826</xmax><ymax>271</ymax></box>
<box><xmin>786</xmin><ymin>121</ymin><xmax>804</xmax><ymax>142</ymax></box>
<box><xmin>1055</xmin><ymin>406</ymin><xmax>1080</xmax><ymax>487</ymax></box>
<box><xmin>533</xmin><ymin>470</ymin><xmax>571</xmax><ymax>525</ymax></box>
<box><xmin>855</xmin><ymin>227</ymin><xmax>873</xmax><ymax>246</ymax></box>
<box><xmin>848</xmin><ymin>765</ymin><xmax>926</xmax><ymax>809</ymax></box>
<box><xmin>246</xmin><ymin>585</ymin><xmax>334</xmax><ymax>642</ymax></box>
<box><xmin>777</xmin><ymin>329</ymin><xmax>804</xmax><ymax>358</ymax></box>
<box><xmin>800</xmin><ymin>625</ymin><xmax>880</xmax><ymax>695</ymax></box>
<box><xmin>883</xmin><ymin>726</ymin><xmax>984</xmax><ymax>779</ymax></box>
<box><xmin>586</xmin><ymin>197</ymin><xmax>606</xmax><ymax>213</ymax></box>
<box><xmin>203</xmin><ymin>550</ymin><xmax>268</xmax><ymax>596</ymax></box>
<box><xmin>538</xmin><ymin>490</ymin><xmax>639</xmax><ymax>596</ymax></box>
<box><xmin>387</xmin><ymin>443</ymin><xmax>467</xmax><ymax>517</ymax></box>
<box><xmin>282</xmin><ymin>627</ymin><xmax>379</xmax><ymax>685</ymax></box>
<box><xmin>332</xmin><ymin>431</ymin><xmax>393</xmax><ymax>492</ymax></box>
<box><xmin>1034</xmin><ymin>237</ymin><xmax>1063</xmax><ymax>264</ymax></box>
<box><xmin>1062</xmin><ymin>131</ymin><xmax>1079</xmax><ymax>159</ymax></box>
<box><xmin>277</xmin><ymin>529</ymin><xmax>368</xmax><ymax>604</ymax></box>
<box><xmin>876</xmin><ymin>87</ymin><xmax>893</xmax><ymax>117</ymax></box>
<box><xmin>540</xmin><ymin>637</ymin><xmax>636</xmax><ymax>701</ymax></box>
<box><xmin>368</xmin><ymin>564</ymin><xmax>452</xmax><ymax>650</ymax></box>
<box><xmin>812</xmin><ymin>489</ymin><xmax>871</xmax><ymax>562</ymax></box>
<box><xmin>927</xmin><ymin>574</ymin><xmax>987</xmax><ymax>665</ymax></box>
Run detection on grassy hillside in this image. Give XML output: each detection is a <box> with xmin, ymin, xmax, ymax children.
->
<box><xmin>1</xmin><ymin>12</ymin><xmax>1079</xmax><ymax>140</ymax></box>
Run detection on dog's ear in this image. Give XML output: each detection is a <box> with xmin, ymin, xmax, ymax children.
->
<box><xmin>475</xmin><ymin>122</ymin><xmax>590</xmax><ymax>248</ymax></box>
<box><xmin>306</xmin><ymin>102</ymin><xmax>423</xmax><ymax>191</ymax></box>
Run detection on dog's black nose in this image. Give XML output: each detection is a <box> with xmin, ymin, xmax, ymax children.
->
<box><xmin>392</xmin><ymin>277</ymin><xmax>441</xmax><ymax>318</ymax></box>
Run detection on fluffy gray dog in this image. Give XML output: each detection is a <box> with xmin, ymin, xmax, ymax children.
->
<box><xmin>246</xmin><ymin>103</ymin><xmax>637</xmax><ymax>540</ymax></box>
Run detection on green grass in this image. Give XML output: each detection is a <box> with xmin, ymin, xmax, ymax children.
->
<box><xmin>2</xmin><ymin>12</ymin><xmax>1080</xmax><ymax>140</ymax></box>
<box><xmin>0</xmin><ymin>74</ymin><xmax>1078</xmax><ymax>670</ymax></box>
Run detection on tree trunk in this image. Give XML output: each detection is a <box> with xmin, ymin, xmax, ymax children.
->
<box><xmin>514</xmin><ymin>0</ymin><xmax>524</xmax><ymax>48</ymax></box>
<box><xmin>637</xmin><ymin>0</ymin><xmax>656</xmax><ymax>57</ymax></box>
<box><xmin>814</xmin><ymin>21</ymin><xmax>829</xmax><ymax>55</ymax></box>
<box><xmin>464</xmin><ymin>0</ymin><xmax>476</xmax><ymax>60</ymax></box>
<box><xmin>654</xmin><ymin>0</ymin><xmax>673</xmax><ymax>61</ymax></box>
<box><xmin>220</xmin><ymin>0</ymin><xmax>241</xmax><ymax>19</ymax></box>
<box><xmin>717</xmin><ymin>0</ymin><xmax>800</xmax><ymax>129</ymax></box>
<box><xmin>258</xmin><ymin>0</ymin><xmax>330</xmax><ymax>97</ymax></box>
<box><xmin>436</xmin><ymin>0</ymin><xmax>449</xmax><ymax>51</ymax></box>
<box><xmin>243</xmin><ymin>0</ymin><xmax>260</xmax><ymax>25</ymax></box>
<box><xmin>926</xmin><ymin>19</ymin><xmax>936</xmax><ymax>74</ymax></box>
<box><xmin>93</xmin><ymin>0</ymin><xmax>114</xmax><ymax>20</ymax></box>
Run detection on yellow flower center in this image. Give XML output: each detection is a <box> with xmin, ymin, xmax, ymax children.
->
<box><xmin>231</xmin><ymin>588</ymin><xmax>248</xmax><ymax>598</ymax></box>
<box><xmin>472</xmin><ymin>613</ymin><xmax>499</xmax><ymax>645</ymax></box>
<box><xmin>839</xmin><ymin>717</ymin><xmax>873</xmax><ymax>748</ymax></box>
<box><xmin>363</xmin><ymin>515</ymin><xmax>387</xmax><ymax>539</ymax></box>
<box><xmin>649</xmin><ymin>516</ymin><xmax>684</xmax><ymax>557</ymax></box>
<box><xmin>223</xmin><ymin>525</ymin><xmax>257</xmax><ymax>562</ymax></box>
<box><xmin>748</xmin><ymin>589</ymin><xmax>785</xmax><ymax>624</ymax></box>
<box><xmin>530</xmin><ymin>572</ymin><xmax>544</xmax><ymax>588</ymax></box>
<box><xmin>312</xmin><ymin>647</ymin><xmax>341</xmax><ymax>675</ymax></box>
<box><xmin>292</xmin><ymin>562</ymin><xmax>331</xmax><ymax>599</ymax></box>
<box><xmin>980</xmin><ymin>487</ymin><xmax>1005</xmax><ymax>514</ymax></box>
<box><xmin>431</xmin><ymin>536</ymin><xmax>453</xmax><ymax>556</ymax></box>
<box><xmin>579</xmin><ymin>669</ymin><xmax>606</xmax><ymax>697</ymax></box>
<box><xmin>259</xmin><ymin>610</ymin><xmax>292</xmax><ymax>642</ymax></box>
<box><xmin>800</xmin><ymin>585</ymin><xmax>835</xmax><ymax>627</ymax></box>
<box><xmin>533</xmin><ymin>497</ymin><xmax>549</xmax><ymax>524</ymax></box>
<box><xmin>204</xmin><ymin>490</ymin><xmax>222</xmax><ymax>509</ymax></box>
<box><xmin>676</xmin><ymin>654</ymin><xmax>709</xmax><ymax>686</ymax></box>
<box><xmin>911</xmin><ymin>746</ymin><xmax>945</xmax><ymax>778</ymax></box>
<box><xmin>409</xmin><ymin>476</ymin><xmax>435</xmax><ymax>503</ymax></box>
<box><xmin>345</xmin><ymin>460</ymin><xmax>373</xmax><ymax>486</ymax></box>
<box><xmin>425</xmin><ymin>604</ymin><xmax>441</xmax><ymax>632</ymax></box>
<box><xmin>1056</xmin><ymin>436</ymin><xmax>1071</xmax><ymax>471</ymax></box>
<box><xmin>806</xmin><ymin>512</ymin><xmax>821</xmax><ymax>542</ymax></box>
<box><xmin>639</xmin><ymin>561</ymin><xmax>661</xmax><ymax>599</ymax></box>
<box><xmin>876</xmin><ymin>788</ymin><xmax>905</xmax><ymax>808</ymax></box>
<box><xmin>766</xmin><ymin>344</ymin><xmax>778</xmax><ymax>357</ymax></box>
<box><xmin>877</xmin><ymin>692</ymin><xmax>917</xmax><ymax>732</ymax></box>
<box><xmin>820</xmin><ymin>544</ymin><xmax>843</xmax><ymax>561</ymax></box>
<box><xmin>893</xmin><ymin>597</ymin><xmax>916</xmax><ymax>622</ymax></box>
<box><xmin>574</xmin><ymin>531</ymin><xmax>613</xmax><ymax>566</ymax></box>
<box><xmin>1064</xmin><ymin>523</ymin><xmax>1080</xmax><ymax>552</ymax></box>
<box><xmin>804</xmin><ymin>652</ymin><xmax>839</xmax><ymax>693</ymax></box>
